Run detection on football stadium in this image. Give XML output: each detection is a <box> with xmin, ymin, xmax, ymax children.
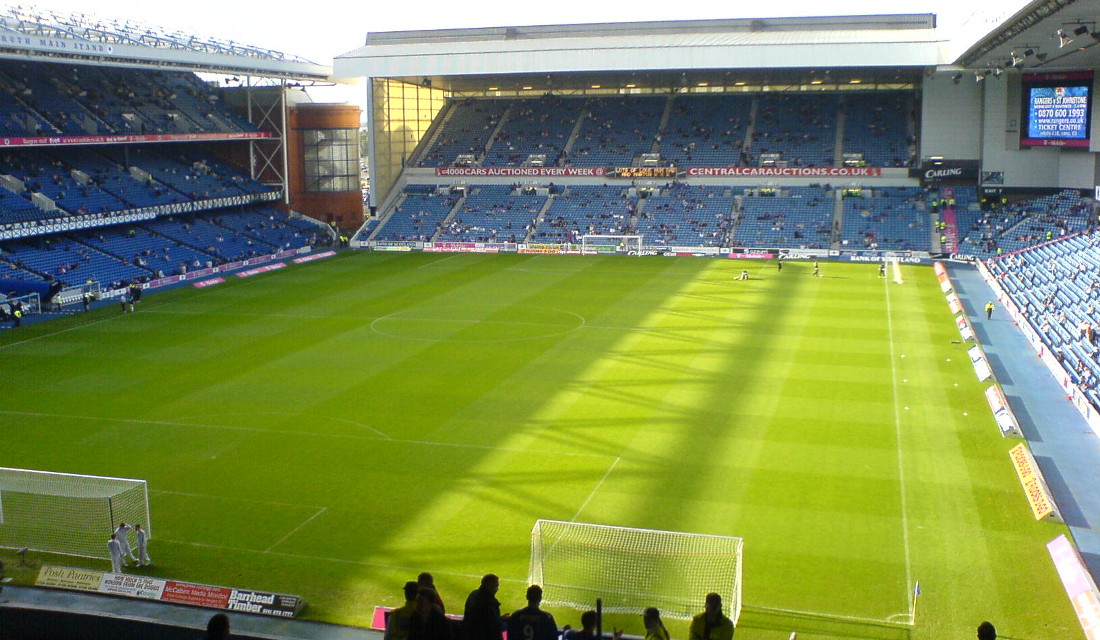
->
<box><xmin>3</xmin><ymin>2</ymin><xmax>1100</xmax><ymax>640</ymax></box>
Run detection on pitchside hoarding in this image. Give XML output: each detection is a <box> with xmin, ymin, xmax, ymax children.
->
<box><xmin>36</xmin><ymin>565</ymin><xmax>305</xmax><ymax>617</ymax></box>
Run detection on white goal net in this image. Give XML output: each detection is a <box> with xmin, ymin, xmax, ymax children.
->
<box><xmin>0</xmin><ymin>467</ymin><xmax>151</xmax><ymax>559</ymax></box>
<box><xmin>529</xmin><ymin>520</ymin><xmax>743</xmax><ymax>623</ymax></box>
<box><xmin>580</xmin><ymin>235</ymin><xmax>643</xmax><ymax>256</ymax></box>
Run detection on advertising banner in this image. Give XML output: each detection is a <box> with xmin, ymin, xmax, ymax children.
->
<box><xmin>435</xmin><ymin>167</ymin><xmax>606</xmax><ymax>177</ymax></box>
<box><xmin>968</xmin><ymin>345</ymin><xmax>993</xmax><ymax>381</ymax></box>
<box><xmin>1048</xmin><ymin>535</ymin><xmax>1100</xmax><ymax>640</ymax></box>
<box><xmin>985</xmin><ymin>384</ymin><xmax>1022</xmax><ymax>437</ymax></box>
<box><xmin>0</xmin><ymin>131</ymin><xmax>269</xmax><ymax>148</ymax></box>
<box><xmin>423</xmin><ymin>242</ymin><xmax>503</xmax><ymax>254</ymax></box>
<box><xmin>36</xmin><ymin>565</ymin><xmax>305</xmax><ymax>618</ymax></box>
<box><xmin>292</xmin><ymin>250</ymin><xmax>337</xmax><ymax>264</ymax></box>
<box><xmin>1009</xmin><ymin>443</ymin><xmax>1062</xmax><ymax>522</ymax></box>
<box><xmin>36</xmin><ymin>566</ymin><xmax>104</xmax><ymax>592</ymax></box>
<box><xmin>956</xmin><ymin>315</ymin><xmax>976</xmax><ymax>341</ymax></box>
<box><xmin>686</xmin><ymin>167</ymin><xmax>883</xmax><ymax>178</ymax></box>
<box><xmin>235</xmin><ymin>263</ymin><xmax>286</xmax><ymax>278</ymax></box>
<box><xmin>909</xmin><ymin>160</ymin><xmax>980</xmax><ymax>183</ymax></box>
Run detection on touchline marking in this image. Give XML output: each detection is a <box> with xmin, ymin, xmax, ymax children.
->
<box><xmin>266</xmin><ymin>507</ymin><xmax>327</xmax><ymax>553</ymax></box>
<box><xmin>883</xmin><ymin>273</ymin><xmax>915</xmax><ymax>624</ymax></box>
<box><xmin>571</xmin><ymin>456</ymin><xmax>620</xmax><ymax>521</ymax></box>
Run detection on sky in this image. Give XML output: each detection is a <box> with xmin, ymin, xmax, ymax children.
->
<box><xmin>28</xmin><ymin>0</ymin><xmax>1028</xmax><ymax>66</ymax></box>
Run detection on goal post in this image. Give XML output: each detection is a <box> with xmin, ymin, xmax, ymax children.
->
<box><xmin>529</xmin><ymin>520</ymin><xmax>743</xmax><ymax>623</ymax></box>
<box><xmin>580</xmin><ymin>235</ymin><xmax>643</xmax><ymax>256</ymax></box>
<box><xmin>0</xmin><ymin>467</ymin><xmax>151</xmax><ymax>559</ymax></box>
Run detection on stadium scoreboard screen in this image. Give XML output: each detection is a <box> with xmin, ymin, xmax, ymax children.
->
<box><xmin>1021</xmin><ymin>71</ymin><xmax>1094</xmax><ymax>147</ymax></box>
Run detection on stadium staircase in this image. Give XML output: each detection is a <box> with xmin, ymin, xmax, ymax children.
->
<box><xmin>560</xmin><ymin>98</ymin><xmax>591</xmax><ymax>163</ymax></box>
<box><xmin>742</xmin><ymin>96</ymin><xmax>759</xmax><ymax>160</ymax></box>
<box><xmin>525</xmin><ymin>194</ymin><xmax>557</xmax><ymax>243</ymax></box>
<box><xmin>652</xmin><ymin>96</ymin><xmax>675</xmax><ymax>155</ymax></box>
<box><xmin>833</xmin><ymin>98</ymin><xmax>847</xmax><ymax>166</ymax></box>
<box><xmin>830</xmin><ymin>192</ymin><xmax>844</xmax><ymax>249</ymax></box>
<box><xmin>408</xmin><ymin>102</ymin><xmax>456</xmax><ymax>168</ymax></box>
<box><xmin>430</xmin><ymin>191</ymin><xmax>468</xmax><ymax>243</ymax></box>
<box><xmin>480</xmin><ymin>101</ymin><xmax>514</xmax><ymax>163</ymax></box>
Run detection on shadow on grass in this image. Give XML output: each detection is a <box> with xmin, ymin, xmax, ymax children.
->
<box><xmin>739</xmin><ymin>604</ymin><xmax>911</xmax><ymax>640</ymax></box>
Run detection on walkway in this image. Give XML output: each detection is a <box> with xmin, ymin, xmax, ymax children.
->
<box><xmin>950</xmin><ymin>263</ymin><xmax>1100</xmax><ymax>580</ymax></box>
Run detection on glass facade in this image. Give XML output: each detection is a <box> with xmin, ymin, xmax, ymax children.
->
<box><xmin>370</xmin><ymin>78</ymin><xmax>445</xmax><ymax>205</ymax></box>
<box><xmin>303</xmin><ymin>128</ymin><xmax>359</xmax><ymax>192</ymax></box>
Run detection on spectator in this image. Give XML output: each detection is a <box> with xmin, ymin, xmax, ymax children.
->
<box><xmin>563</xmin><ymin>610</ymin><xmax>598</xmax><ymax>640</ymax></box>
<box><xmin>206</xmin><ymin>613</ymin><xmax>231</xmax><ymax>640</ymax></box>
<box><xmin>409</xmin><ymin>587</ymin><xmax>452</xmax><ymax>640</ymax></box>
<box><xmin>385</xmin><ymin>581</ymin><xmax>420</xmax><ymax>640</ymax></box>
<box><xmin>613</xmin><ymin>607</ymin><xmax>668</xmax><ymax>640</ymax></box>
<box><xmin>462</xmin><ymin>574</ymin><xmax>506</xmax><ymax>640</ymax></box>
<box><xmin>688</xmin><ymin>593</ymin><xmax>734</xmax><ymax>640</ymax></box>
<box><xmin>507</xmin><ymin>585</ymin><xmax>558</xmax><ymax>640</ymax></box>
<box><xmin>418</xmin><ymin>572</ymin><xmax>446</xmax><ymax>612</ymax></box>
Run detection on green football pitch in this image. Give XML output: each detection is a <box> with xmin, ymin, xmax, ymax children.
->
<box><xmin>0</xmin><ymin>252</ymin><xmax>1081</xmax><ymax>640</ymax></box>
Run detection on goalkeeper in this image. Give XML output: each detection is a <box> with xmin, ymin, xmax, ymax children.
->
<box><xmin>688</xmin><ymin>593</ymin><xmax>734</xmax><ymax>640</ymax></box>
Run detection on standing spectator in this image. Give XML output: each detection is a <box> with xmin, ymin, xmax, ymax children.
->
<box><xmin>507</xmin><ymin>585</ymin><xmax>558</xmax><ymax>640</ymax></box>
<box><xmin>688</xmin><ymin>593</ymin><xmax>734</xmax><ymax>640</ymax></box>
<box><xmin>615</xmin><ymin>608</ymin><xmax>668</xmax><ymax>640</ymax></box>
<box><xmin>114</xmin><ymin>522</ymin><xmax>137</xmax><ymax>564</ymax></box>
<box><xmin>418</xmin><ymin>571</ymin><xmax>446</xmax><ymax>612</ymax></box>
<box><xmin>134</xmin><ymin>523</ymin><xmax>151</xmax><ymax>566</ymax></box>
<box><xmin>409</xmin><ymin>587</ymin><xmax>452</xmax><ymax>640</ymax></box>
<box><xmin>107</xmin><ymin>533</ymin><xmax>124</xmax><ymax>573</ymax></box>
<box><xmin>386</xmin><ymin>581</ymin><xmax>421</xmax><ymax>640</ymax></box>
<box><xmin>462</xmin><ymin>574</ymin><xmax>506</xmax><ymax>640</ymax></box>
<box><xmin>641</xmin><ymin>608</ymin><xmax>669</xmax><ymax>640</ymax></box>
<box><xmin>563</xmin><ymin>610</ymin><xmax>599</xmax><ymax>640</ymax></box>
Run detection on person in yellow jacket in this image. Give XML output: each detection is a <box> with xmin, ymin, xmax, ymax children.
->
<box><xmin>688</xmin><ymin>593</ymin><xmax>735</xmax><ymax>640</ymax></box>
<box><xmin>614</xmin><ymin>607</ymin><xmax>670</xmax><ymax>640</ymax></box>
